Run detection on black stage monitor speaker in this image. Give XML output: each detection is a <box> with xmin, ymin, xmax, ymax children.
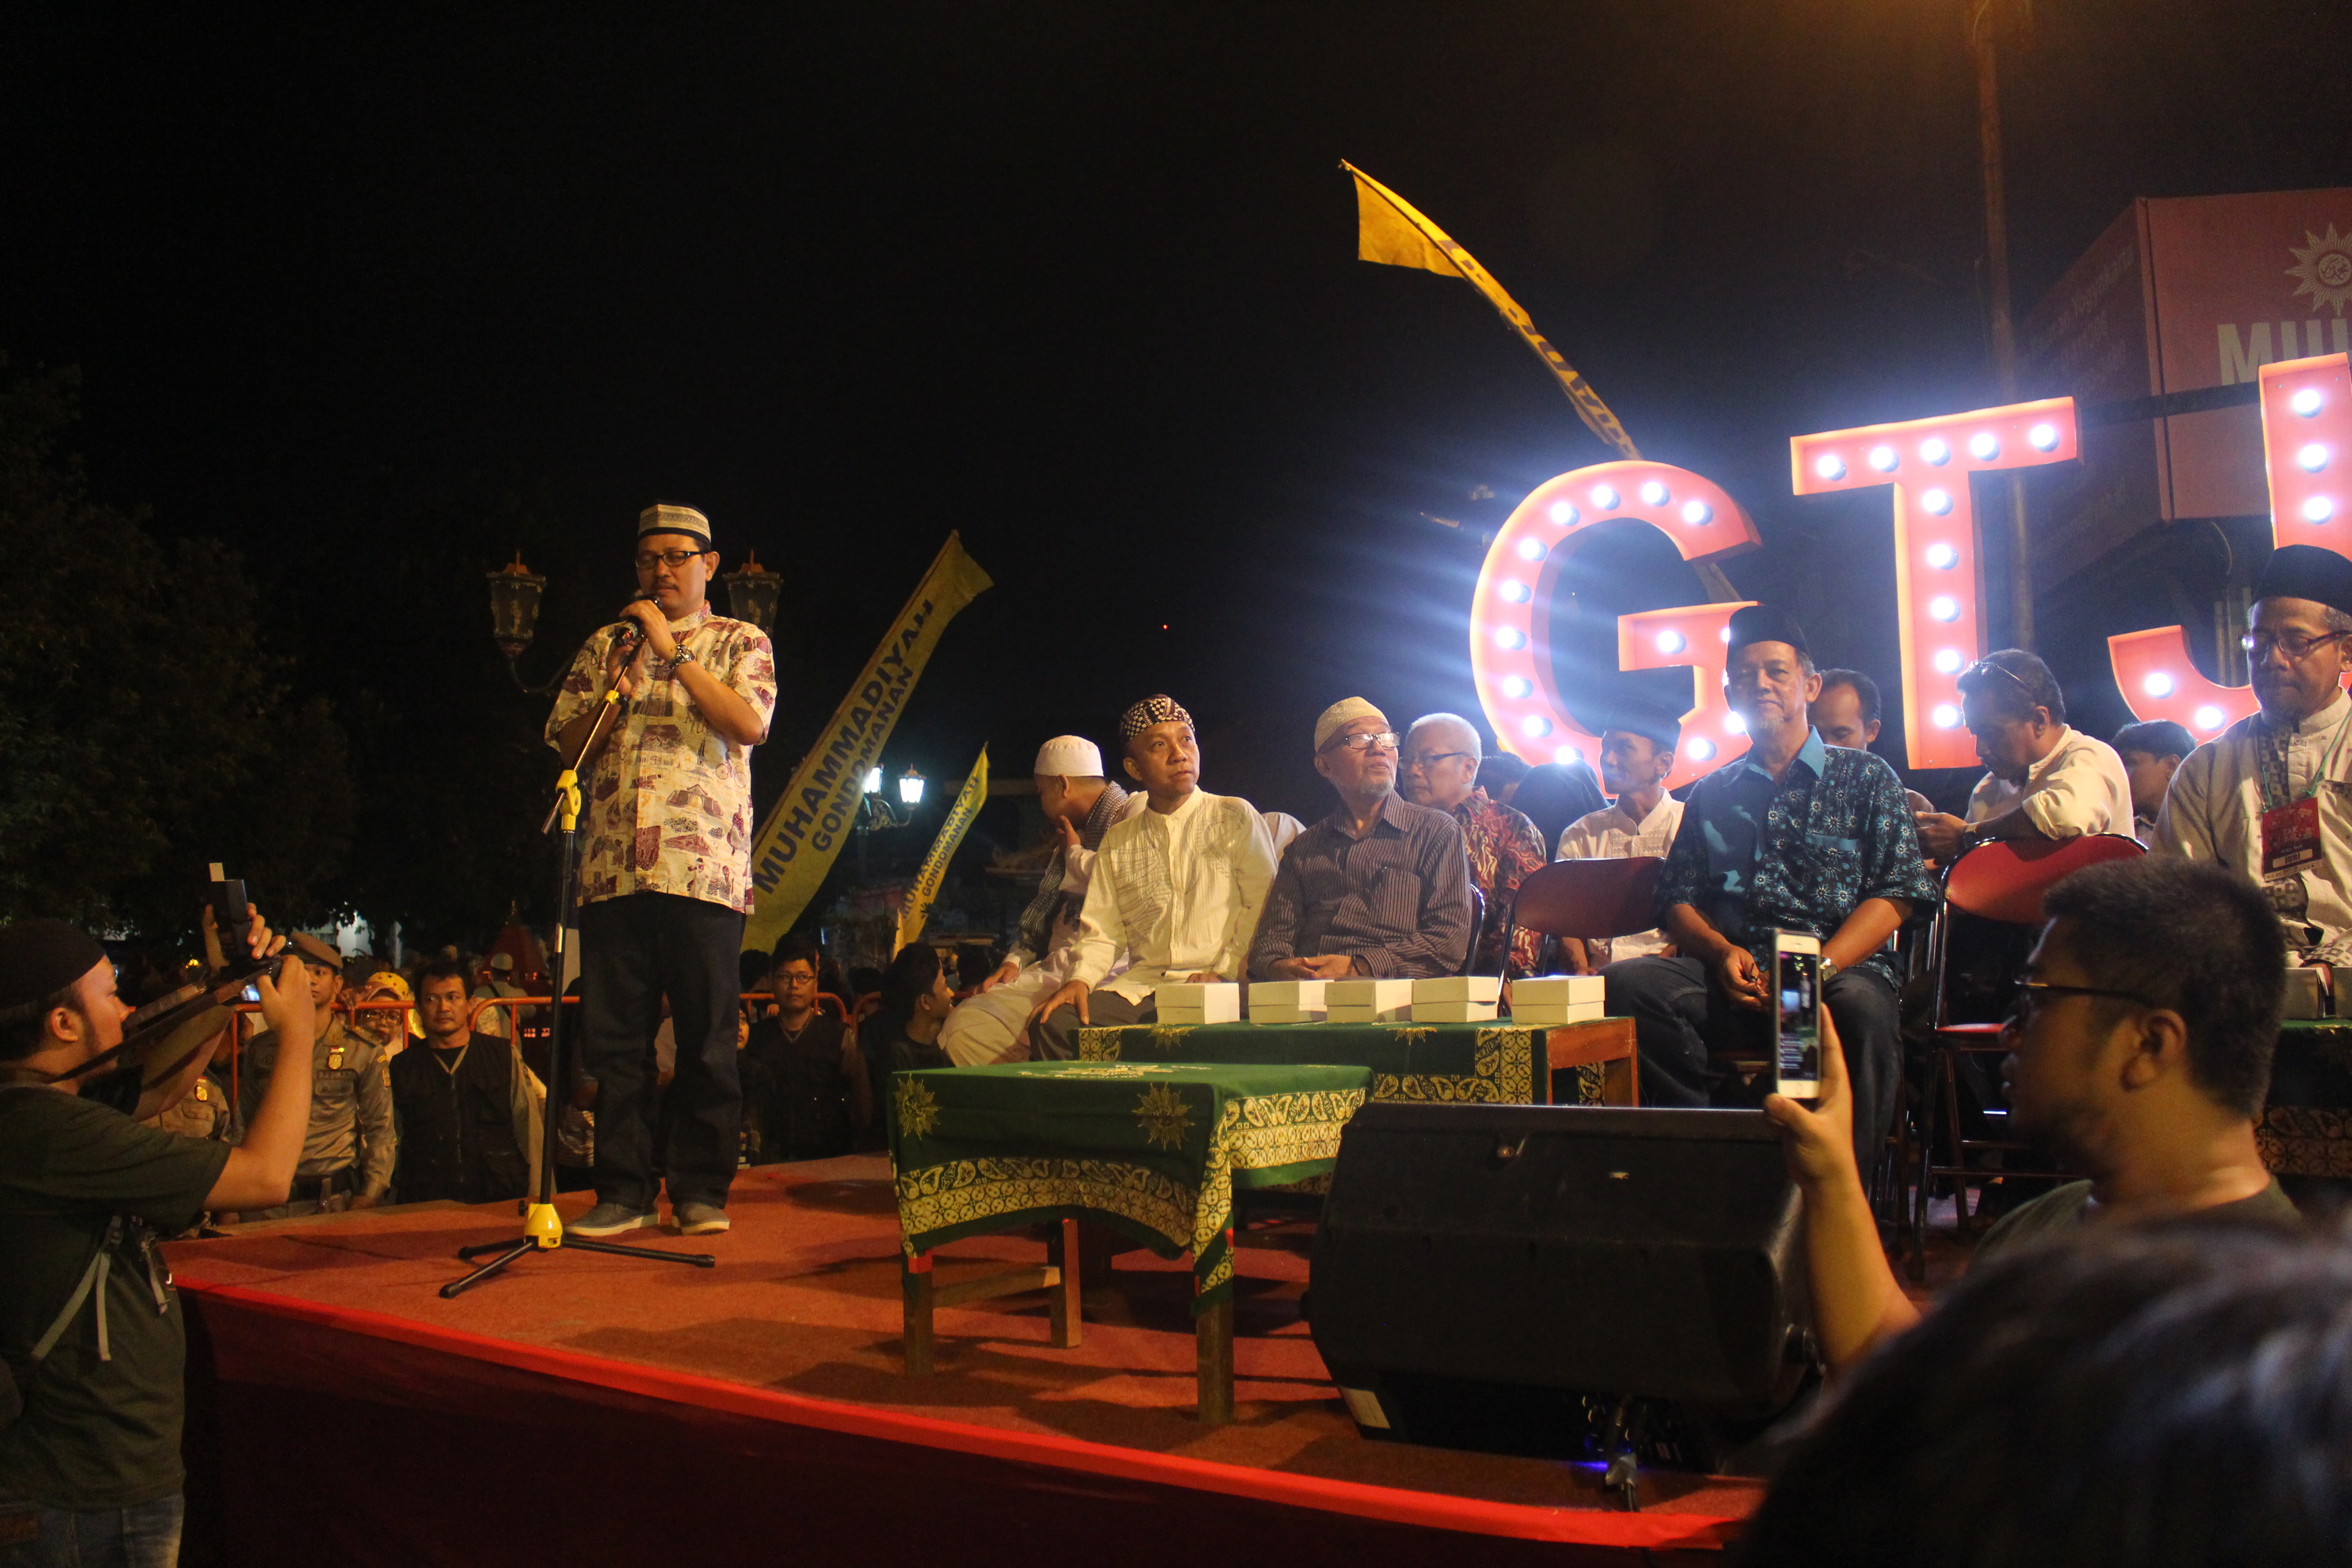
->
<box><xmin>1309</xmin><ymin>1103</ymin><xmax>1812</xmax><ymax>1462</ymax></box>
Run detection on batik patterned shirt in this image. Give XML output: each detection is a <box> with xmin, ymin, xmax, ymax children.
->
<box><xmin>1654</xmin><ymin>728</ymin><xmax>1940</xmax><ymax>988</ymax></box>
<box><xmin>544</xmin><ymin>607</ymin><xmax>778</xmax><ymax>913</ymax></box>
<box><xmin>1450</xmin><ymin>788</ymin><xmax>1548</xmax><ymax>975</ymax></box>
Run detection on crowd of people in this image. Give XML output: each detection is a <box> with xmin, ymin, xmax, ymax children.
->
<box><xmin>9</xmin><ymin>505</ymin><xmax>2352</xmax><ymax>1566</ymax></box>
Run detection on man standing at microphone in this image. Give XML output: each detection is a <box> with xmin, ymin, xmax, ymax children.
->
<box><xmin>545</xmin><ymin>504</ymin><xmax>777</xmax><ymax>1236</ymax></box>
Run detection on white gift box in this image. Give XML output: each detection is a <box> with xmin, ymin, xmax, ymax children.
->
<box><xmin>1152</xmin><ymin>981</ymin><xmax>1240</xmax><ymax>1024</ymax></box>
<box><xmin>1510</xmin><ymin>1001</ymin><xmax>1607</xmax><ymax>1027</ymax></box>
<box><xmin>1412</xmin><ymin>1000</ymin><xmax>1499</xmax><ymax>1024</ymax></box>
<box><xmin>2284</xmin><ymin>966</ymin><xmax>2329</xmax><ymax>1021</ymax></box>
<box><xmin>1510</xmin><ymin>975</ymin><xmax>1606</xmax><ymax>1007</ymax></box>
<box><xmin>1249</xmin><ymin>981</ymin><xmax>1328</xmax><ymax>1021</ymax></box>
<box><xmin>1412</xmin><ymin>976</ymin><xmax>1501</xmax><ymax>1007</ymax></box>
<box><xmin>1325</xmin><ymin>979</ymin><xmax>1414</xmax><ymax>1024</ymax></box>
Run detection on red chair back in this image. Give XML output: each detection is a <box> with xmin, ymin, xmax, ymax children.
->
<box><xmin>1941</xmin><ymin>833</ymin><xmax>2146</xmax><ymax>926</ymax></box>
<box><xmin>1510</xmin><ymin>858</ymin><xmax>1666</xmax><ymax>940</ymax></box>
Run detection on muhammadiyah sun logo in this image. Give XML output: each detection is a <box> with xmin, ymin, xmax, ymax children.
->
<box><xmin>2288</xmin><ymin>225</ymin><xmax>2352</xmax><ymax>318</ymax></box>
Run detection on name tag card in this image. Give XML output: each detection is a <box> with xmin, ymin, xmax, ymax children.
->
<box><xmin>2262</xmin><ymin>796</ymin><xmax>2324</xmax><ymax>880</ymax></box>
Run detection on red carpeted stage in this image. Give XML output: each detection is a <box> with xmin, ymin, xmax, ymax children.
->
<box><xmin>168</xmin><ymin>1156</ymin><xmax>1758</xmax><ymax>1566</ymax></box>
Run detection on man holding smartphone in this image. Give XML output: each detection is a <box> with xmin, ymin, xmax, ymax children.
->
<box><xmin>0</xmin><ymin>910</ymin><xmax>310</xmax><ymax>1566</ymax></box>
<box><xmin>1602</xmin><ymin>604</ymin><xmax>1940</xmax><ymax>1176</ymax></box>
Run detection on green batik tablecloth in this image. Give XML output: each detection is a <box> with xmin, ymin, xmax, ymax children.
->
<box><xmin>890</xmin><ymin>1061</ymin><xmax>1370</xmax><ymax>1310</ymax></box>
<box><xmin>1075</xmin><ymin>1020</ymin><xmax>1597</xmax><ymax>1105</ymax></box>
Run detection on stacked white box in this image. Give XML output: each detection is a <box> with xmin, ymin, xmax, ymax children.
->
<box><xmin>1325</xmin><ymin>978</ymin><xmax>1414</xmax><ymax>1024</ymax></box>
<box><xmin>1248</xmin><ymin>980</ymin><xmax>1327</xmax><ymax>1024</ymax></box>
<box><xmin>1510</xmin><ymin>974</ymin><xmax>1607</xmax><ymax>1026</ymax></box>
<box><xmin>1411</xmin><ymin>975</ymin><xmax>1500</xmax><ymax>1022</ymax></box>
<box><xmin>1153</xmin><ymin>980</ymin><xmax>1240</xmax><ymax>1024</ymax></box>
<box><xmin>1412</xmin><ymin>1000</ymin><xmax>1498</xmax><ymax>1024</ymax></box>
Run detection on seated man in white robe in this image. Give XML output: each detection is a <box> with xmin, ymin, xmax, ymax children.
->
<box><xmin>939</xmin><ymin>737</ymin><xmax>1144</xmax><ymax>1065</ymax></box>
<box><xmin>2157</xmin><ymin>543</ymin><xmax>2352</xmax><ymax>966</ymax></box>
<box><xmin>1554</xmin><ymin>713</ymin><xmax>1685</xmax><ymax>973</ymax></box>
<box><xmin>1030</xmin><ymin>695</ymin><xmax>1278</xmax><ymax>1058</ymax></box>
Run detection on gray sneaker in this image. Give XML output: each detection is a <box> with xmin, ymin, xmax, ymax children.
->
<box><xmin>569</xmin><ymin>1202</ymin><xmax>657</xmax><ymax>1238</ymax></box>
<box><xmin>673</xmin><ymin>1201</ymin><xmax>730</xmax><ymax>1235</ymax></box>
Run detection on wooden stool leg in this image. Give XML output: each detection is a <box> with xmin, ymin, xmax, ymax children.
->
<box><xmin>902</xmin><ymin>1252</ymin><xmax>935</xmax><ymax>1376</ymax></box>
<box><xmin>1196</xmin><ymin>1295</ymin><xmax>1235</xmax><ymax>1425</ymax></box>
<box><xmin>1047</xmin><ymin>1217</ymin><xmax>1082</xmax><ymax>1348</ymax></box>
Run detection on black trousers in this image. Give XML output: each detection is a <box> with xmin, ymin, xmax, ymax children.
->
<box><xmin>578</xmin><ymin>891</ymin><xmax>744</xmax><ymax>1210</ymax></box>
<box><xmin>1601</xmin><ymin>953</ymin><xmax>1902</xmax><ymax>1182</ymax></box>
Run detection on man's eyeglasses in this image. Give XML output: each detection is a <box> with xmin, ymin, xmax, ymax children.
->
<box><xmin>1960</xmin><ymin>659</ymin><xmax>2041</xmax><ymax>701</ymax></box>
<box><xmin>2242</xmin><ymin>629</ymin><xmax>2352</xmax><ymax>661</ymax></box>
<box><xmin>2006</xmin><ymin>978</ymin><xmax>2156</xmax><ymax>1024</ymax></box>
<box><xmin>1328</xmin><ymin>731</ymin><xmax>1401</xmax><ymax>754</ymax></box>
<box><xmin>635</xmin><ymin>549</ymin><xmax>710</xmax><ymax>571</ymax></box>
<box><xmin>1401</xmin><ymin>749</ymin><xmax>1474</xmax><ymax>771</ymax></box>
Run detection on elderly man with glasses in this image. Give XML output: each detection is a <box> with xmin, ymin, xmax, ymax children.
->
<box><xmin>1911</xmin><ymin>648</ymin><xmax>2133</xmax><ymax>865</ymax></box>
<box><xmin>2157</xmin><ymin>544</ymin><xmax>2352</xmax><ymax>968</ymax></box>
<box><xmin>1397</xmin><ymin>712</ymin><xmax>1545</xmax><ymax>975</ymax></box>
<box><xmin>1249</xmin><ymin>698</ymin><xmax>1474</xmax><ymax>981</ymax></box>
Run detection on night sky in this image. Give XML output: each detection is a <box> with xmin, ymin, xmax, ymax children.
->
<box><xmin>8</xmin><ymin>3</ymin><xmax>2351</xmax><ymax>839</ymax></box>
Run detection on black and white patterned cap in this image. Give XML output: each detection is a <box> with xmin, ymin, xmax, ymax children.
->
<box><xmin>1120</xmin><ymin>694</ymin><xmax>1194</xmax><ymax>740</ymax></box>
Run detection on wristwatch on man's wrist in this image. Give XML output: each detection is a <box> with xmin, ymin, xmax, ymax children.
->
<box><xmin>669</xmin><ymin>647</ymin><xmax>697</xmax><ymax>669</ymax></box>
<box><xmin>1818</xmin><ymin>956</ymin><xmax>1840</xmax><ymax>985</ymax></box>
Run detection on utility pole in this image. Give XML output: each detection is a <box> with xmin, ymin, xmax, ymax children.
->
<box><xmin>1971</xmin><ymin>0</ymin><xmax>2034</xmax><ymax>650</ymax></box>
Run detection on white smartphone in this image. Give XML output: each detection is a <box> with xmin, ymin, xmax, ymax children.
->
<box><xmin>1772</xmin><ymin>930</ymin><xmax>1822</xmax><ymax>1102</ymax></box>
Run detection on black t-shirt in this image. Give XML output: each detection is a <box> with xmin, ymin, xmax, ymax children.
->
<box><xmin>744</xmin><ymin>1014</ymin><xmax>854</xmax><ymax>1162</ymax></box>
<box><xmin>0</xmin><ymin>1088</ymin><xmax>230</xmax><ymax>1509</ymax></box>
<box><xmin>1977</xmin><ymin>1176</ymin><xmax>2301</xmax><ymax>1264</ymax></box>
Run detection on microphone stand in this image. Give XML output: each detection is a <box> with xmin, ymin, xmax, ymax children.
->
<box><xmin>442</xmin><ymin>627</ymin><xmax>717</xmax><ymax>1296</ymax></box>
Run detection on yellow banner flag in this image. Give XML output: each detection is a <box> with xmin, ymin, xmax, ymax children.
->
<box><xmin>742</xmin><ymin>534</ymin><xmax>994</xmax><ymax>953</ymax></box>
<box><xmin>895</xmin><ymin>746</ymin><xmax>988</xmax><ymax>952</ymax></box>
<box><xmin>1344</xmin><ymin>160</ymin><xmax>1640</xmax><ymax>461</ymax></box>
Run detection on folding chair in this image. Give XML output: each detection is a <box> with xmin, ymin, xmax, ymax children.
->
<box><xmin>1916</xmin><ymin>833</ymin><xmax>2146</xmax><ymax>1262</ymax></box>
<box><xmin>1498</xmin><ymin>858</ymin><xmax>1665</xmax><ymax>982</ymax></box>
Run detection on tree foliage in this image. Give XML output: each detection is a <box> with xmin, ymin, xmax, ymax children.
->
<box><xmin>0</xmin><ymin>363</ymin><xmax>353</xmax><ymax>947</ymax></box>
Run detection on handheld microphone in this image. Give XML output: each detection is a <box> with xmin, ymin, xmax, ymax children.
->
<box><xmin>610</xmin><ymin>588</ymin><xmax>661</xmax><ymax>656</ymax></box>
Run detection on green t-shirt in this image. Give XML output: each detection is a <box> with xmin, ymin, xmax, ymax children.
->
<box><xmin>0</xmin><ymin>1088</ymin><xmax>230</xmax><ymax>1509</ymax></box>
<box><xmin>1976</xmin><ymin>1176</ymin><xmax>2302</xmax><ymax>1265</ymax></box>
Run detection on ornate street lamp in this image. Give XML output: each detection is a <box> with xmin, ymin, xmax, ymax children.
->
<box><xmin>486</xmin><ymin>551</ymin><xmax>567</xmax><ymax>691</ymax></box>
<box><xmin>723</xmin><ymin>549</ymin><xmax>782</xmax><ymax>634</ymax></box>
<box><xmin>897</xmin><ymin>766</ymin><xmax>926</xmax><ymax>807</ymax></box>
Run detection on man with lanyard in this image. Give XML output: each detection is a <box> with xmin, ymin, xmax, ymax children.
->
<box><xmin>1030</xmin><ymin>695</ymin><xmax>1279</xmax><ymax>1057</ymax></box>
<box><xmin>1</xmin><ymin>912</ymin><xmax>312</xmax><ymax>1566</ymax></box>
<box><xmin>1601</xmin><ymin>604</ymin><xmax>1940</xmax><ymax>1175</ymax></box>
<box><xmin>2158</xmin><ymin>544</ymin><xmax>2352</xmax><ymax>966</ymax></box>
<box><xmin>236</xmin><ymin>934</ymin><xmax>396</xmax><ymax>1218</ymax></box>
<box><xmin>940</xmin><ymin>736</ymin><xmax>1144</xmax><ymax>1064</ymax></box>
<box><xmin>387</xmin><ymin>959</ymin><xmax>543</xmax><ymax>1206</ymax></box>
<box><xmin>545</xmin><ymin>503</ymin><xmax>778</xmax><ymax>1238</ymax></box>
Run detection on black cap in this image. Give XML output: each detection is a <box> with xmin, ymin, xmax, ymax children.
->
<box><xmin>0</xmin><ymin>919</ymin><xmax>108</xmax><ymax>1014</ymax></box>
<box><xmin>2253</xmin><ymin>544</ymin><xmax>2352</xmax><ymax>618</ymax></box>
<box><xmin>1601</xmin><ymin>710</ymin><xmax>1681</xmax><ymax>753</ymax></box>
<box><xmin>1725</xmin><ymin>603</ymin><xmax>1810</xmax><ymax>659</ymax></box>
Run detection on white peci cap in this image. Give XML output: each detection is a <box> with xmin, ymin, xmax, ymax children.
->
<box><xmin>1033</xmin><ymin>736</ymin><xmax>1104</xmax><ymax>778</ymax></box>
<box><xmin>637</xmin><ymin>503</ymin><xmax>712</xmax><ymax>550</ymax></box>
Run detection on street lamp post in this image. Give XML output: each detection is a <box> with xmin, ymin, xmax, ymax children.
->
<box><xmin>722</xmin><ymin>549</ymin><xmax>782</xmax><ymax>634</ymax></box>
<box><xmin>486</xmin><ymin>552</ymin><xmax>566</xmax><ymax>691</ymax></box>
<box><xmin>852</xmin><ymin>765</ymin><xmax>925</xmax><ymax>883</ymax></box>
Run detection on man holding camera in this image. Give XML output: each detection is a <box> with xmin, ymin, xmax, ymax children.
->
<box><xmin>1</xmin><ymin>911</ymin><xmax>310</xmax><ymax>1566</ymax></box>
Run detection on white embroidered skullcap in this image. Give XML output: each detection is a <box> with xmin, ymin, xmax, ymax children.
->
<box><xmin>1033</xmin><ymin>736</ymin><xmax>1103</xmax><ymax>778</ymax></box>
<box><xmin>1313</xmin><ymin>696</ymin><xmax>1389</xmax><ymax>754</ymax></box>
<box><xmin>637</xmin><ymin>503</ymin><xmax>712</xmax><ymax>549</ymax></box>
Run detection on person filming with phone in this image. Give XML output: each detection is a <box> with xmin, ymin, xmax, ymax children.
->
<box><xmin>0</xmin><ymin>909</ymin><xmax>310</xmax><ymax>1565</ymax></box>
<box><xmin>1600</xmin><ymin>604</ymin><xmax>1940</xmax><ymax>1176</ymax></box>
<box><xmin>1766</xmin><ymin>856</ymin><xmax>2296</xmax><ymax>1373</ymax></box>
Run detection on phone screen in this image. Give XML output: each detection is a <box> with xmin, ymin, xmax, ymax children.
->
<box><xmin>1777</xmin><ymin>947</ymin><xmax>1821</xmax><ymax>1092</ymax></box>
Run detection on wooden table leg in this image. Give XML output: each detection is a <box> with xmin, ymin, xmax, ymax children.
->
<box><xmin>902</xmin><ymin>1251</ymin><xmax>935</xmax><ymax>1376</ymax></box>
<box><xmin>1047</xmin><ymin>1216</ymin><xmax>1082</xmax><ymax>1349</ymax></box>
<box><xmin>1196</xmin><ymin>1294</ymin><xmax>1235</xmax><ymax>1426</ymax></box>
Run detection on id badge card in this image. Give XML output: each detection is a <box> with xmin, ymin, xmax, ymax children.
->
<box><xmin>2262</xmin><ymin>794</ymin><xmax>2323</xmax><ymax>878</ymax></box>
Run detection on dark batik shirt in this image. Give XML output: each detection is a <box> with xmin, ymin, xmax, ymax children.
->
<box><xmin>1451</xmin><ymin>789</ymin><xmax>1548</xmax><ymax>976</ymax></box>
<box><xmin>1249</xmin><ymin>792</ymin><xmax>1474</xmax><ymax>980</ymax></box>
<box><xmin>1654</xmin><ymin>727</ymin><xmax>1940</xmax><ymax>988</ymax></box>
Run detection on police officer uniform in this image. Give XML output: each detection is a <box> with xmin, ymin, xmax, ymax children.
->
<box><xmin>236</xmin><ymin>936</ymin><xmax>396</xmax><ymax>1218</ymax></box>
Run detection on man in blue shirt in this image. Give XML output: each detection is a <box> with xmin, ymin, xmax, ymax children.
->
<box><xmin>1602</xmin><ymin>605</ymin><xmax>1939</xmax><ymax>1173</ymax></box>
